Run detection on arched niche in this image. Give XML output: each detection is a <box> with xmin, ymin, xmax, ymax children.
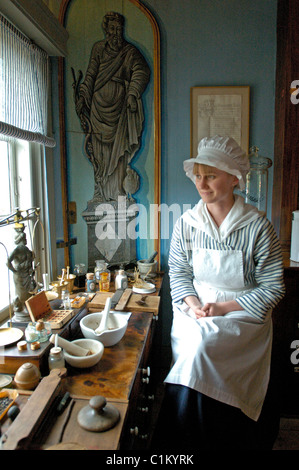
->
<box><xmin>58</xmin><ymin>0</ymin><xmax>161</xmax><ymax>269</ymax></box>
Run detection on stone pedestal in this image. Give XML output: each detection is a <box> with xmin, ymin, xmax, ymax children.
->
<box><xmin>82</xmin><ymin>197</ymin><xmax>138</xmax><ymax>270</ymax></box>
<box><xmin>12</xmin><ymin>309</ymin><xmax>31</xmax><ymax>323</ymax></box>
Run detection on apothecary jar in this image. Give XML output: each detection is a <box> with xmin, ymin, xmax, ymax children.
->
<box><xmin>245</xmin><ymin>146</ymin><xmax>272</xmax><ymax>214</ymax></box>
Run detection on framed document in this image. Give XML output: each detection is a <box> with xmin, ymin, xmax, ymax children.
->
<box><xmin>191</xmin><ymin>86</ymin><xmax>250</xmax><ymax>156</ymax></box>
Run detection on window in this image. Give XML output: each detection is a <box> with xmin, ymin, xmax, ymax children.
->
<box><xmin>0</xmin><ymin>14</ymin><xmax>54</xmax><ymax>323</ymax></box>
<box><xmin>0</xmin><ymin>137</ymin><xmax>49</xmax><ymax>322</ymax></box>
<box><xmin>0</xmin><ymin>139</ymin><xmax>15</xmax><ymax>316</ymax></box>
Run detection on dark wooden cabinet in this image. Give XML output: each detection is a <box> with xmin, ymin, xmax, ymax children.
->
<box><xmin>62</xmin><ymin>310</ymin><xmax>159</xmax><ymax>449</ymax></box>
<box><xmin>272</xmin><ymin>259</ymin><xmax>299</xmax><ymax>416</ymax></box>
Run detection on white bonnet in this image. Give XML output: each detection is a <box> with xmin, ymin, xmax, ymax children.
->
<box><xmin>184</xmin><ymin>135</ymin><xmax>250</xmax><ymax>190</ymax></box>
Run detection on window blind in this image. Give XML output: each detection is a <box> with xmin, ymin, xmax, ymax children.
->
<box><xmin>0</xmin><ymin>14</ymin><xmax>56</xmax><ymax>147</ymax></box>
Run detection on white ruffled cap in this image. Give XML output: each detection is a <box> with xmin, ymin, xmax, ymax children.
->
<box><xmin>184</xmin><ymin>135</ymin><xmax>250</xmax><ymax>190</ymax></box>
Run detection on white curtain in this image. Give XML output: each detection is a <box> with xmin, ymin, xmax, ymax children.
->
<box><xmin>0</xmin><ymin>13</ymin><xmax>55</xmax><ymax>147</ymax></box>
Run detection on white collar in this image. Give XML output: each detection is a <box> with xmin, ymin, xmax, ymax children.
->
<box><xmin>182</xmin><ymin>195</ymin><xmax>262</xmax><ymax>242</ymax></box>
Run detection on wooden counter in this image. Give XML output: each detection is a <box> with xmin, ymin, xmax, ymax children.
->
<box><xmin>64</xmin><ymin>311</ymin><xmax>154</xmax><ymax>401</ymax></box>
<box><xmin>1</xmin><ymin>311</ymin><xmax>157</xmax><ymax>450</ymax></box>
<box><xmin>1</xmin><ymin>274</ymin><xmax>164</xmax><ymax>449</ymax></box>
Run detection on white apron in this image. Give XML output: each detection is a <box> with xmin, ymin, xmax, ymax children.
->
<box><xmin>165</xmin><ymin>247</ymin><xmax>272</xmax><ymax>421</ymax></box>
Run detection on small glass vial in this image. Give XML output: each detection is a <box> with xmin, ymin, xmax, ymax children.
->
<box><xmin>25</xmin><ymin>322</ymin><xmax>39</xmax><ymax>343</ymax></box>
<box><xmin>48</xmin><ymin>346</ymin><xmax>65</xmax><ymax>370</ymax></box>
<box><xmin>115</xmin><ymin>269</ymin><xmax>128</xmax><ymax>290</ymax></box>
<box><xmin>86</xmin><ymin>273</ymin><xmax>97</xmax><ymax>293</ymax></box>
<box><xmin>61</xmin><ymin>289</ymin><xmax>71</xmax><ymax>309</ymax></box>
<box><xmin>99</xmin><ymin>270</ymin><xmax>111</xmax><ymax>292</ymax></box>
<box><xmin>35</xmin><ymin>320</ymin><xmax>52</xmax><ymax>343</ymax></box>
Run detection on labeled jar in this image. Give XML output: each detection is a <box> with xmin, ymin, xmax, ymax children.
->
<box><xmin>99</xmin><ymin>270</ymin><xmax>111</xmax><ymax>292</ymax></box>
<box><xmin>115</xmin><ymin>269</ymin><xmax>128</xmax><ymax>290</ymax></box>
<box><xmin>86</xmin><ymin>273</ymin><xmax>97</xmax><ymax>293</ymax></box>
<box><xmin>48</xmin><ymin>346</ymin><xmax>65</xmax><ymax>370</ymax></box>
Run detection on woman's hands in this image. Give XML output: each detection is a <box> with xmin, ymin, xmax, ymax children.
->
<box><xmin>183</xmin><ymin>296</ymin><xmax>243</xmax><ymax>319</ymax></box>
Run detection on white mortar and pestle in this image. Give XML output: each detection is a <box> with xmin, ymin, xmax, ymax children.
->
<box><xmin>49</xmin><ymin>334</ymin><xmax>104</xmax><ymax>368</ymax></box>
<box><xmin>94</xmin><ymin>297</ymin><xmax>112</xmax><ymax>335</ymax></box>
<box><xmin>80</xmin><ymin>297</ymin><xmax>128</xmax><ymax>347</ymax></box>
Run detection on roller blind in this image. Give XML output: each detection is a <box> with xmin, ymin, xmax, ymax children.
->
<box><xmin>0</xmin><ymin>14</ymin><xmax>55</xmax><ymax>147</ymax></box>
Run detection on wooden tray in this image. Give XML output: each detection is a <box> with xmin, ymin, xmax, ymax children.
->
<box><xmin>88</xmin><ymin>291</ymin><xmax>160</xmax><ymax>315</ymax></box>
<box><xmin>25</xmin><ymin>291</ymin><xmax>75</xmax><ymax>329</ymax></box>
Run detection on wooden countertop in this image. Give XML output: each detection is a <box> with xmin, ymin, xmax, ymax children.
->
<box><xmin>63</xmin><ymin>273</ymin><xmax>163</xmax><ymax>400</ymax></box>
<box><xmin>63</xmin><ymin>310</ymin><xmax>153</xmax><ymax>400</ymax></box>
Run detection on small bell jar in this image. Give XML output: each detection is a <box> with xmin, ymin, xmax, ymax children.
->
<box><xmin>245</xmin><ymin>146</ymin><xmax>272</xmax><ymax>214</ymax></box>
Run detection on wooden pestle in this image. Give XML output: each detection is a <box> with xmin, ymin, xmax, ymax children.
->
<box><xmin>50</xmin><ymin>334</ymin><xmax>90</xmax><ymax>357</ymax></box>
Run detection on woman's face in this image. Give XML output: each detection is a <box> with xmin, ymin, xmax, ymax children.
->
<box><xmin>193</xmin><ymin>164</ymin><xmax>238</xmax><ymax>206</ymax></box>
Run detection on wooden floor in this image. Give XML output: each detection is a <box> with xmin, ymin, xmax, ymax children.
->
<box><xmin>273</xmin><ymin>417</ymin><xmax>299</xmax><ymax>450</ymax></box>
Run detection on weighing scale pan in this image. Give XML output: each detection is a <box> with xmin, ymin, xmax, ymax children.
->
<box><xmin>0</xmin><ymin>327</ymin><xmax>23</xmax><ymax>347</ymax></box>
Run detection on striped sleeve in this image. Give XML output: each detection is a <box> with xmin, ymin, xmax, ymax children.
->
<box><xmin>168</xmin><ymin>217</ymin><xmax>196</xmax><ymax>302</ymax></box>
<box><xmin>236</xmin><ymin>218</ymin><xmax>285</xmax><ymax>321</ymax></box>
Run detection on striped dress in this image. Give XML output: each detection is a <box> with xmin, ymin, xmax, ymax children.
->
<box><xmin>165</xmin><ymin>195</ymin><xmax>285</xmax><ymax>420</ymax></box>
<box><xmin>169</xmin><ymin>202</ymin><xmax>285</xmax><ymax>322</ymax></box>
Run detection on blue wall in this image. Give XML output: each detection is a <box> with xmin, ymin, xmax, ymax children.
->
<box><xmin>52</xmin><ymin>0</ymin><xmax>278</xmax><ymax>273</ymax></box>
<box><xmin>142</xmin><ymin>0</ymin><xmax>277</xmax><ymax>268</ymax></box>
<box><xmin>142</xmin><ymin>0</ymin><xmax>277</xmax><ymax>356</ymax></box>
<box><xmin>51</xmin><ymin>0</ymin><xmax>278</xmax><ymax>358</ymax></box>
<box><xmin>53</xmin><ymin>0</ymin><xmax>277</xmax><ymax>272</ymax></box>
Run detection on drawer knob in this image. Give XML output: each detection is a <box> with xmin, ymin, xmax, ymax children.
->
<box><xmin>138</xmin><ymin>406</ymin><xmax>149</xmax><ymax>413</ymax></box>
<box><xmin>142</xmin><ymin>366</ymin><xmax>150</xmax><ymax>376</ymax></box>
<box><xmin>130</xmin><ymin>426</ymin><xmax>139</xmax><ymax>436</ymax></box>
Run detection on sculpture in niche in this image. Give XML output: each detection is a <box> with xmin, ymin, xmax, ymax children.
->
<box><xmin>72</xmin><ymin>11</ymin><xmax>150</xmax><ymax>204</ymax></box>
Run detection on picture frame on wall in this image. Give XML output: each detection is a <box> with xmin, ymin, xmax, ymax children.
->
<box><xmin>190</xmin><ymin>86</ymin><xmax>250</xmax><ymax>156</ymax></box>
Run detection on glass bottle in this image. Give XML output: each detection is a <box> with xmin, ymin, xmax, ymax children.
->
<box><xmin>245</xmin><ymin>146</ymin><xmax>272</xmax><ymax>214</ymax></box>
<box><xmin>74</xmin><ymin>263</ymin><xmax>86</xmax><ymax>288</ymax></box>
<box><xmin>99</xmin><ymin>267</ymin><xmax>111</xmax><ymax>292</ymax></box>
<box><xmin>25</xmin><ymin>322</ymin><xmax>39</xmax><ymax>343</ymax></box>
<box><xmin>35</xmin><ymin>320</ymin><xmax>52</xmax><ymax>342</ymax></box>
<box><xmin>115</xmin><ymin>269</ymin><xmax>128</xmax><ymax>290</ymax></box>
<box><xmin>61</xmin><ymin>289</ymin><xmax>71</xmax><ymax>309</ymax></box>
<box><xmin>48</xmin><ymin>346</ymin><xmax>65</xmax><ymax>370</ymax></box>
<box><xmin>94</xmin><ymin>259</ymin><xmax>106</xmax><ymax>281</ymax></box>
<box><xmin>86</xmin><ymin>273</ymin><xmax>97</xmax><ymax>293</ymax></box>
